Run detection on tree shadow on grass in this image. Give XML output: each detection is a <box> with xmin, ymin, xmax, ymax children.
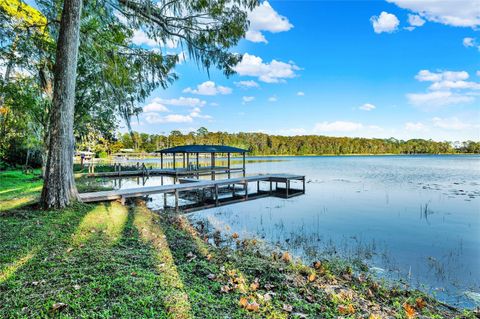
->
<box><xmin>134</xmin><ymin>201</ymin><xmax>288</xmax><ymax>319</ymax></box>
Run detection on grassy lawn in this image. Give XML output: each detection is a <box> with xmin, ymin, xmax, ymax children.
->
<box><xmin>0</xmin><ymin>170</ymin><xmax>476</xmax><ymax>318</ymax></box>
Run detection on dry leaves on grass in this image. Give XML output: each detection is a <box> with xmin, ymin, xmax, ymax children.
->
<box><xmin>403</xmin><ymin>303</ymin><xmax>417</xmax><ymax>319</ymax></box>
<box><xmin>232</xmin><ymin>232</ymin><xmax>239</xmax><ymax>239</ymax></box>
<box><xmin>307</xmin><ymin>273</ymin><xmax>316</xmax><ymax>282</ymax></box>
<box><xmin>239</xmin><ymin>297</ymin><xmax>260</xmax><ymax>312</ymax></box>
<box><xmin>338</xmin><ymin>304</ymin><xmax>355</xmax><ymax>315</ymax></box>
<box><xmin>283</xmin><ymin>304</ymin><xmax>293</xmax><ymax>312</ymax></box>
<box><xmin>282</xmin><ymin>251</ymin><xmax>292</xmax><ymax>263</ymax></box>
<box><xmin>51</xmin><ymin>303</ymin><xmax>67</xmax><ymax>312</ymax></box>
<box><xmin>415</xmin><ymin>297</ymin><xmax>426</xmax><ymax>310</ymax></box>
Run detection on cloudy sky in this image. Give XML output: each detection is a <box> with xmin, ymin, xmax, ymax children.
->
<box><xmin>128</xmin><ymin>0</ymin><xmax>480</xmax><ymax>141</ymax></box>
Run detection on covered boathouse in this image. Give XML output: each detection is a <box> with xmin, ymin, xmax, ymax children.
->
<box><xmin>155</xmin><ymin>144</ymin><xmax>248</xmax><ymax>178</ymax></box>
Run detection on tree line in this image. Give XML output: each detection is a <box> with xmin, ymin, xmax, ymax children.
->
<box><xmin>80</xmin><ymin>128</ymin><xmax>479</xmax><ymax>156</ymax></box>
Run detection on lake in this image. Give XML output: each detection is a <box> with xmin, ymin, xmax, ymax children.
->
<box><xmin>96</xmin><ymin>155</ymin><xmax>480</xmax><ymax>308</ymax></box>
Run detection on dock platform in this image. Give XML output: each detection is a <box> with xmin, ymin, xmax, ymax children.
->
<box><xmin>79</xmin><ymin>174</ymin><xmax>305</xmax><ymax>211</ymax></box>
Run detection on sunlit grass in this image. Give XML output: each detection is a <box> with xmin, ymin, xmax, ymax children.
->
<box><xmin>133</xmin><ymin>203</ymin><xmax>194</xmax><ymax>319</ymax></box>
<box><xmin>72</xmin><ymin>202</ymin><xmax>128</xmax><ymax>245</ymax></box>
<box><xmin>0</xmin><ymin>248</ymin><xmax>38</xmax><ymax>284</ymax></box>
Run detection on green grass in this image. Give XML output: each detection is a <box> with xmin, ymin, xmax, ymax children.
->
<box><xmin>0</xmin><ymin>170</ymin><xmax>476</xmax><ymax>318</ymax></box>
<box><xmin>0</xmin><ymin>170</ymin><xmax>43</xmax><ymax>211</ymax></box>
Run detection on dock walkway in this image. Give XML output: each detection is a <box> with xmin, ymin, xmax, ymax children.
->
<box><xmin>79</xmin><ymin>174</ymin><xmax>305</xmax><ymax>211</ymax></box>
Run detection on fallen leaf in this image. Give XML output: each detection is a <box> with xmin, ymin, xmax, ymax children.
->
<box><xmin>220</xmin><ymin>285</ymin><xmax>231</xmax><ymax>293</ymax></box>
<box><xmin>131</xmin><ymin>272</ymin><xmax>137</xmax><ymax>277</ymax></box>
<box><xmin>73</xmin><ymin>284</ymin><xmax>81</xmax><ymax>290</ymax></box>
<box><xmin>283</xmin><ymin>304</ymin><xmax>293</xmax><ymax>312</ymax></box>
<box><xmin>415</xmin><ymin>297</ymin><xmax>426</xmax><ymax>310</ymax></box>
<box><xmin>313</xmin><ymin>261</ymin><xmax>322</xmax><ymax>269</ymax></box>
<box><xmin>246</xmin><ymin>301</ymin><xmax>260</xmax><ymax>311</ymax></box>
<box><xmin>207</xmin><ymin>273</ymin><xmax>216</xmax><ymax>280</ymax></box>
<box><xmin>51</xmin><ymin>303</ymin><xmax>67</xmax><ymax>312</ymax></box>
<box><xmin>66</xmin><ymin>247</ymin><xmax>73</xmax><ymax>253</ymax></box>
<box><xmin>338</xmin><ymin>304</ymin><xmax>355</xmax><ymax>315</ymax></box>
<box><xmin>250</xmin><ymin>281</ymin><xmax>259</xmax><ymax>291</ymax></box>
<box><xmin>263</xmin><ymin>293</ymin><xmax>272</xmax><ymax>302</ymax></box>
<box><xmin>403</xmin><ymin>303</ymin><xmax>416</xmax><ymax>319</ymax></box>
<box><xmin>232</xmin><ymin>232</ymin><xmax>239</xmax><ymax>239</ymax></box>
<box><xmin>282</xmin><ymin>252</ymin><xmax>292</xmax><ymax>263</ymax></box>
<box><xmin>239</xmin><ymin>297</ymin><xmax>248</xmax><ymax>307</ymax></box>
<box><xmin>368</xmin><ymin>314</ymin><xmax>381</xmax><ymax>319</ymax></box>
<box><xmin>206</xmin><ymin>254</ymin><xmax>212</xmax><ymax>261</ymax></box>
<box><xmin>186</xmin><ymin>252</ymin><xmax>197</xmax><ymax>262</ymax></box>
<box><xmin>308</xmin><ymin>273</ymin><xmax>316</xmax><ymax>282</ymax></box>
<box><xmin>264</xmin><ymin>283</ymin><xmax>275</xmax><ymax>290</ymax></box>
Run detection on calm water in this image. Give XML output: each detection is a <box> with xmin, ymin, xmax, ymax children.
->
<box><xmin>97</xmin><ymin>155</ymin><xmax>480</xmax><ymax>308</ymax></box>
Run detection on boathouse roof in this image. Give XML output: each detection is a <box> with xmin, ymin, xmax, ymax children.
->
<box><xmin>155</xmin><ymin>145</ymin><xmax>248</xmax><ymax>154</ymax></box>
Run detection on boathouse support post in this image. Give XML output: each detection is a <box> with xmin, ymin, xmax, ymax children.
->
<box><xmin>160</xmin><ymin>153</ymin><xmax>163</xmax><ymax>169</ymax></box>
<box><xmin>245</xmin><ymin>182</ymin><xmax>248</xmax><ymax>199</ymax></box>
<box><xmin>257</xmin><ymin>180</ymin><xmax>260</xmax><ymax>193</ymax></box>
<box><xmin>173</xmin><ymin>153</ymin><xmax>176</xmax><ymax>170</ymax></box>
<box><xmin>211</xmin><ymin>152</ymin><xmax>216</xmax><ymax>180</ymax></box>
<box><xmin>186</xmin><ymin>153</ymin><xmax>190</xmax><ymax>170</ymax></box>
<box><xmin>302</xmin><ymin>177</ymin><xmax>305</xmax><ymax>194</ymax></box>
<box><xmin>175</xmin><ymin>190</ymin><xmax>179</xmax><ymax>212</ymax></box>
<box><xmin>286</xmin><ymin>180</ymin><xmax>290</xmax><ymax>198</ymax></box>
<box><xmin>242</xmin><ymin>153</ymin><xmax>246</xmax><ymax>177</ymax></box>
<box><xmin>182</xmin><ymin>153</ymin><xmax>185</xmax><ymax>168</ymax></box>
<box><xmin>227</xmin><ymin>153</ymin><xmax>231</xmax><ymax>178</ymax></box>
<box><xmin>269</xmin><ymin>181</ymin><xmax>272</xmax><ymax>195</ymax></box>
<box><xmin>196</xmin><ymin>153</ymin><xmax>199</xmax><ymax>170</ymax></box>
<box><xmin>215</xmin><ymin>185</ymin><xmax>219</xmax><ymax>206</ymax></box>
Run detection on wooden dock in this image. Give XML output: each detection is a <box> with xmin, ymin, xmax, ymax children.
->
<box><xmin>77</xmin><ymin>166</ymin><xmax>244</xmax><ymax>178</ymax></box>
<box><xmin>79</xmin><ymin>174</ymin><xmax>305</xmax><ymax>211</ymax></box>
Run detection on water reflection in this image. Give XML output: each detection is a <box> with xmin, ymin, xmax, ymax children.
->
<box><xmin>94</xmin><ymin>155</ymin><xmax>480</xmax><ymax>308</ymax></box>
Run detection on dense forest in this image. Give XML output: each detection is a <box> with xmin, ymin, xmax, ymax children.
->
<box><xmin>83</xmin><ymin>127</ymin><xmax>480</xmax><ymax>157</ymax></box>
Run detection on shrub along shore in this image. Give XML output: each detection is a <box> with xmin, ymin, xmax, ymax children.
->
<box><xmin>0</xmin><ymin>170</ymin><xmax>477</xmax><ymax>318</ymax></box>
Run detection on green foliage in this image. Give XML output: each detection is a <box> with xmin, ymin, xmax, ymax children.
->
<box><xmin>111</xmin><ymin>130</ymin><xmax>475</xmax><ymax>155</ymax></box>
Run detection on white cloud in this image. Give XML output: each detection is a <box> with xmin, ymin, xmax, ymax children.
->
<box><xmin>144</xmin><ymin>107</ymin><xmax>212</xmax><ymax>124</ymax></box>
<box><xmin>408</xmin><ymin>14</ymin><xmax>426</xmax><ymax>27</ymax></box>
<box><xmin>370</xmin><ymin>12</ymin><xmax>400</xmax><ymax>33</ymax></box>
<box><xmin>431</xmin><ymin>117</ymin><xmax>473</xmax><ymax>130</ymax></box>
<box><xmin>183</xmin><ymin>81</ymin><xmax>232</xmax><ymax>96</ymax></box>
<box><xmin>234</xmin><ymin>53</ymin><xmax>299</xmax><ymax>83</ymax></box>
<box><xmin>359</xmin><ymin>103</ymin><xmax>376</xmax><ymax>111</ymax></box>
<box><xmin>477</xmin><ymin>71</ymin><xmax>480</xmax><ymax>77</ymax></box>
<box><xmin>268</xmin><ymin>96</ymin><xmax>277</xmax><ymax>102</ymax></box>
<box><xmin>143</xmin><ymin>100</ymin><xmax>169</xmax><ymax>112</ymax></box>
<box><xmin>429</xmin><ymin>80</ymin><xmax>480</xmax><ymax>91</ymax></box>
<box><xmin>405</xmin><ymin>122</ymin><xmax>428</xmax><ymax>131</ymax></box>
<box><xmin>145</xmin><ymin>113</ymin><xmax>193</xmax><ymax>124</ymax></box>
<box><xmin>415</xmin><ymin>70</ymin><xmax>469</xmax><ymax>82</ymax></box>
<box><xmin>242</xmin><ymin>96</ymin><xmax>255</xmax><ymax>103</ymax></box>
<box><xmin>131</xmin><ymin>29</ymin><xmax>177</xmax><ymax>49</ymax></box>
<box><xmin>314</xmin><ymin>121</ymin><xmax>363</xmax><ymax>132</ymax></box>
<box><xmin>157</xmin><ymin>97</ymin><xmax>206</xmax><ymax>107</ymax></box>
<box><xmin>190</xmin><ymin>107</ymin><xmax>212</xmax><ymax>120</ymax></box>
<box><xmin>407</xmin><ymin>70</ymin><xmax>479</xmax><ymax>108</ymax></box>
<box><xmin>407</xmin><ymin>91</ymin><xmax>474</xmax><ymax>107</ymax></box>
<box><xmin>131</xmin><ymin>29</ymin><xmax>157</xmax><ymax>47</ymax></box>
<box><xmin>245</xmin><ymin>1</ymin><xmax>293</xmax><ymax>43</ymax></box>
<box><xmin>297</xmin><ymin>91</ymin><xmax>305</xmax><ymax>96</ymax></box>
<box><xmin>387</xmin><ymin>0</ymin><xmax>480</xmax><ymax>28</ymax></box>
<box><xmin>235</xmin><ymin>80</ymin><xmax>260</xmax><ymax>88</ymax></box>
<box><xmin>463</xmin><ymin>37</ymin><xmax>475</xmax><ymax>47</ymax></box>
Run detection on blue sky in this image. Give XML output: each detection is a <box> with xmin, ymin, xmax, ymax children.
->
<box><xmin>125</xmin><ymin>0</ymin><xmax>480</xmax><ymax>141</ymax></box>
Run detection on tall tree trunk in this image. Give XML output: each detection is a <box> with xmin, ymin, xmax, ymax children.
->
<box><xmin>41</xmin><ymin>0</ymin><xmax>83</xmax><ymax>209</ymax></box>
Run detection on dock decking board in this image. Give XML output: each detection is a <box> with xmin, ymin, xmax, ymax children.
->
<box><xmin>79</xmin><ymin>174</ymin><xmax>305</xmax><ymax>205</ymax></box>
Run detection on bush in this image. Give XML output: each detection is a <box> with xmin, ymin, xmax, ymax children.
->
<box><xmin>1</xmin><ymin>145</ymin><xmax>43</xmax><ymax>168</ymax></box>
<box><xmin>97</xmin><ymin>151</ymin><xmax>108</xmax><ymax>158</ymax></box>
